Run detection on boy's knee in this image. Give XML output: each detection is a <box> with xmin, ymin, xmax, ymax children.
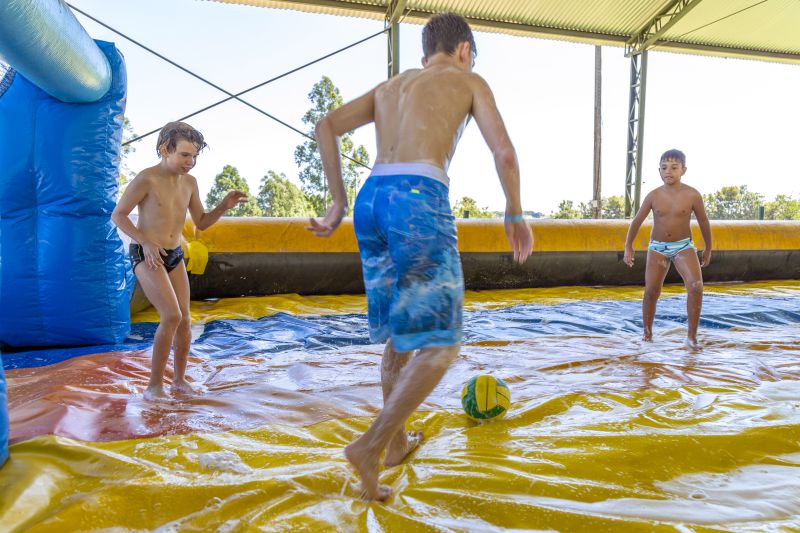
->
<box><xmin>422</xmin><ymin>345</ymin><xmax>459</xmax><ymax>370</ymax></box>
<box><xmin>160</xmin><ymin>309</ymin><xmax>183</xmax><ymax>327</ymax></box>
<box><xmin>686</xmin><ymin>280</ymin><xmax>703</xmax><ymax>295</ymax></box>
<box><xmin>644</xmin><ymin>287</ymin><xmax>661</xmax><ymax>300</ymax></box>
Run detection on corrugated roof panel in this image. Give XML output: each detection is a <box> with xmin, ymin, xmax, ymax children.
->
<box><xmin>202</xmin><ymin>0</ymin><xmax>800</xmax><ymax>64</ymax></box>
<box><xmin>661</xmin><ymin>0</ymin><xmax>800</xmax><ymax>55</ymax></box>
<box><xmin>206</xmin><ymin>0</ymin><xmax>388</xmax><ymax>21</ymax></box>
<box><xmin>408</xmin><ymin>0</ymin><xmax>668</xmax><ymax>36</ymax></box>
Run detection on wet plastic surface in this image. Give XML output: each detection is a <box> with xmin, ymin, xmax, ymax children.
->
<box><xmin>2</xmin><ymin>282</ymin><xmax>800</xmax><ymax>531</ymax></box>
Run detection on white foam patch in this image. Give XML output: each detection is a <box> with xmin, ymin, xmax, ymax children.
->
<box><xmin>196</xmin><ymin>451</ymin><xmax>252</xmax><ymax>475</ymax></box>
<box><xmin>692</xmin><ymin>392</ymin><xmax>717</xmax><ymax>410</ymax></box>
<box><xmin>525</xmin><ymin>455</ymin><xmax>800</xmax><ymax>525</ymax></box>
<box><xmin>756</xmin><ymin>380</ymin><xmax>800</xmax><ymax>402</ymax></box>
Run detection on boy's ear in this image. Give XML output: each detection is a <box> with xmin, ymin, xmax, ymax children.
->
<box><xmin>421</xmin><ymin>55</ymin><xmax>428</xmax><ymax>67</ymax></box>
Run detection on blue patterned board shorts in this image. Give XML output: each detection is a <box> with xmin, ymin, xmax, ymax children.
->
<box><xmin>354</xmin><ymin>163</ymin><xmax>464</xmax><ymax>352</ymax></box>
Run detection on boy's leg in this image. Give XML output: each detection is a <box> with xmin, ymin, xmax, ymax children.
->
<box><xmin>134</xmin><ymin>265</ymin><xmax>183</xmax><ymax>400</ymax></box>
<box><xmin>168</xmin><ymin>262</ymin><xmax>194</xmax><ymax>394</ymax></box>
<box><xmin>379</xmin><ymin>339</ymin><xmax>423</xmax><ymax>467</ymax></box>
<box><xmin>672</xmin><ymin>248</ymin><xmax>703</xmax><ymax>349</ymax></box>
<box><xmin>345</xmin><ymin>343</ymin><xmax>459</xmax><ymax>501</ymax></box>
<box><xmin>643</xmin><ymin>250</ymin><xmax>670</xmax><ymax>341</ymax></box>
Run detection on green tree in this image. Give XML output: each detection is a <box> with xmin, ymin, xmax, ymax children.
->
<box><xmin>118</xmin><ymin>116</ymin><xmax>137</xmax><ymax>197</ymax></box>
<box><xmin>206</xmin><ymin>164</ymin><xmax>262</xmax><ymax>217</ymax></box>
<box><xmin>552</xmin><ymin>199</ymin><xmax>581</xmax><ymax>219</ymax></box>
<box><xmin>602</xmin><ymin>196</ymin><xmax>625</xmax><ymax>219</ymax></box>
<box><xmin>452</xmin><ymin>196</ymin><xmax>493</xmax><ymax>218</ymax></box>
<box><xmin>703</xmin><ymin>185</ymin><xmax>763</xmax><ymax>220</ymax></box>
<box><xmin>763</xmin><ymin>194</ymin><xmax>800</xmax><ymax>220</ymax></box>
<box><xmin>257</xmin><ymin>171</ymin><xmax>314</xmax><ymax>217</ymax></box>
<box><xmin>294</xmin><ymin>76</ymin><xmax>370</xmax><ymax>216</ymax></box>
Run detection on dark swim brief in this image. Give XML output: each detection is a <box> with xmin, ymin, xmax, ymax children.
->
<box><xmin>129</xmin><ymin>244</ymin><xmax>185</xmax><ymax>273</ymax></box>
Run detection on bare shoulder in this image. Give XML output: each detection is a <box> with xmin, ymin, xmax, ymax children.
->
<box><xmin>129</xmin><ymin>166</ymin><xmax>159</xmax><ymax>188</ymax></box>
<box><xmin>646</xmin><ymin>186</ymin><xmax>666</xmax><ymax>200</ymax></box>
<box><xmin>681</xmin><ymin>184</ymin><xmax>703</xmax><ymax>198</ymax></box>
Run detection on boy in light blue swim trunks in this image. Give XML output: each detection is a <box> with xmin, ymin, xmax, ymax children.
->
<box><xmin>624</xmin><ymin>149</ymin><xmax>712</xmax><ymax>350</ymax></box>
<box><xmin>307</xmin><ymin>13</ymin><xmax>533</xmax><ymax>500</ymax></box>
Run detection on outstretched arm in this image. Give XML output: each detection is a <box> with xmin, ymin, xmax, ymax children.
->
<box><xmin>623</xmin><ymin>193</ymin><xmax>652</xmax><ymax>267</ymax></box>
<box><xmin>693</xmin><ymin>191</ymin><xmax>712</xmax><ymax>267</ymax></box>
<box><xmin>308</xmin><ymin>88</ymin><xmax>378</xmax><ymax>238</ymax></box>
<box><xmin>470</xmin><ymin>74</ymin><xmax>532</xmax><ymax>264</ymax></box>
<box><xmin>187</xmin><ymin>177</ymin><xmax>246</xmax><ymax>231</ymax></box>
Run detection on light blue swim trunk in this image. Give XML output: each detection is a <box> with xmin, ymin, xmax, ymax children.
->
<box><xmin>648</xmin><ymin>237</ymin><xmax>696</xmax><ymax>259</ymax></box>
<box><xmin>353</xmin><ymin>162</ymin><xmax>464</xmax><ymax>352</ymax></box>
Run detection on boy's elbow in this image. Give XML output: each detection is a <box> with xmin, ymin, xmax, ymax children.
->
<box><xmin>315</xmin><ymin>117</ymin><xmax>331</xmax><ymax>139</ymax></box>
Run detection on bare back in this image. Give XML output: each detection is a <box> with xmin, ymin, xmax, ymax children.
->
<box><xmin>128</xmin><ymin>167</ymin><xmax>195</xmax><ymax>249</ymax></box>
<box><xmin>374</xmin><ymin>65</ymin><xmax>476</xmax><ymax>169</ymax></box>
<box><xmin>648</xmin><ymin>184</ymin><xmax>701</xmax><ymax>241</ymax></box>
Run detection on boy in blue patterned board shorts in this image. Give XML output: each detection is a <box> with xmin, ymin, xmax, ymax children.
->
<box><xmin>307</xmin><ymin>13</ymin><xmax>533</xmax><ymax>500</ymax></box>
<box><xmin>623</xmin><ymin>149</ymin><xmax>712</xmax><ymax>350</ymax></box>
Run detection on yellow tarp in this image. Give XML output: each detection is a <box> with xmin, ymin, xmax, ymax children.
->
<box><xmin>3</xmin><ymin>383</ymin><xmax>800</xmax><ymax>531</ymax></box>
<box><xmin>133</xmin><ymin>280</ymin><xmax>800</xmax><ymax>324</ymax></box>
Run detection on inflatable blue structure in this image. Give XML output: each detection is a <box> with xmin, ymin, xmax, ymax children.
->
<box><xmin>0</xmin><ymin>0</ymin><xmax>111</xmax><ymax>103</ymax></box>
<box><xmin>0</xmin><ymin>41</ymin><xmax>132</xmax><ymax>349</ymax></box>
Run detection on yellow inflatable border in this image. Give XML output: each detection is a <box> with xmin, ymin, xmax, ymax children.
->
<box><xmin>181</xmin><ymin>218</ymin><xmax>800</xmax><ymax>255</ymax></box>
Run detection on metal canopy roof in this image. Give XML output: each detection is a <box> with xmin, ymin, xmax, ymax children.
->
<box><xmin>206</xmin><ymin>0</ymin><xmax>800</xmax><ymax>65</ymax></box>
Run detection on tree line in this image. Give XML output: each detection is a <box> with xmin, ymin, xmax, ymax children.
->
<box><xmin>121</xmin><ymin>77</ymin><xmax>800</xmax><ymax>221</ymax></box>
<box><xmin>552</xmin><ymin>186</ymin><xmax>800</xmax><ymax>220</ymax></box>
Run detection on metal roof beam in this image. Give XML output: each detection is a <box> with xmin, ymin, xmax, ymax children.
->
<box><xmin>387</xmin><ymin>0</ymin><xmax>407</xmax><ymax>24</ymax></box>
<box><xmin>626</xmin><ymin>0</ymin><xmax>702</xmax><ymax>56</ymax></box>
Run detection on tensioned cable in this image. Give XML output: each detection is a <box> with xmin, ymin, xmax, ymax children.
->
<box><xmin>67</xmin><ymin>2</ymin><xmax>384</xmax><ymax>169</ymax></box>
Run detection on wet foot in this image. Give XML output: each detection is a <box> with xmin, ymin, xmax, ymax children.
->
<box><xmin>384</xmin><ymin>431</ymin><xmax>424</xmax><ymax>467</ymax></box>
<box><xmin>344</xmin><ymin>439</ymin><xmax>392</xmax><ymax>501</ymax></box>
<box><xmin>685</xmin><ymin>338</ymin><xmax>702</xmax><ymax>351</ymax></box>
<box><xmin>171</xmin><ymin>379</ymin><xmax>197</xmax><ymax>396</ymax></box>
<box><xmin>643</xmin><ymin>333</ymin><xmax>653</xmax><ymax>342</ymax></box>
<box><xmin>143</xmin><ymin>385</ymin><xmax>168</xmax><ymax>401</ymax></box>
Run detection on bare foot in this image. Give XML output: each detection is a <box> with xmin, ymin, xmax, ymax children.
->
<box><xmin>384</xmin><ymin>431</ymin><xmax>424</xmax><ymax>467</ymax></box>
<box><xmin>344</xmin><ymin>439</ymin><xmax>392</xmax><ymax>501</ymax></box>
<box><xmin>643</xmin><ymin>333</ymin><xmax>653</xmax><ymax>342</ymax></box>
<box><xmin>171</xmin><ymin>378</ymin><xmax>197</xmax><ymax>396</ymax></box>
<box><xmin>143</xmin><ymin>385</ymin><xmax>168</xmax><ymax>401</ymax></box>
<box><xmin>685</xmin><ymin>338</ymin><xmax>702</xmax><ymax>351</ymax></box>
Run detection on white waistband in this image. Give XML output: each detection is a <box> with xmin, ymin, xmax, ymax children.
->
<box><xmin>369</xmin><ymin>162</ymin><xmax>449</xmax><ymax>187</ymax></box>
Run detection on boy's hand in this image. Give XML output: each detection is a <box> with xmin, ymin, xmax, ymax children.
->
<box><xmin>306</xmin><ymin>203</ymin><xmax>346</xmax><ymax>238</ymax></box>
<box><xmin>623</xmin><ymin>246</ymin><xmax>634</xmax><ymax>267</ymax></box>
<box><xmin>221</xmin><ymin>191</ymin><xmax>247</xmax><ymax>211</ymax></box>
<box><xmin>143</xmin><ymin>241</ymin><xmax>167</xmax><ymax>270</ymax></box>
<box><xmin>701</xmin><ymin>249</ymin><xmax>711</xmax><ymax>267</ymax></box>
<box><xmin>504</xmin><ymin>218</ymin><xmax>533</xmax><ymax>264</ymax></box>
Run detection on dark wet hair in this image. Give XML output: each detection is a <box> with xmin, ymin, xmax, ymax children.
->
<box><xmin>660</xmin><ymin>149</ymin><xmax>686</xmax><ymax>166</ymax></box>
<box><xmin>156</xmin><ymin>121</ymin><xmax>207</xmax><ymax>156</ymax></box>
<box><xmin>422</xmin><ymin>13</ymin><xmax>477</xmax><ymax>61</ymax></box>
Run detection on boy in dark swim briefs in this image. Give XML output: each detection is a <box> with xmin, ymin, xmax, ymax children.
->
<box><xmin>112</xmin><ymin>122</ymin><xmax>246</xmax><ymax>400</ymax></box>
<box><xmin>624</xmin><ymin>149</ymin><xmax>712</xmax><ymax>350</ymax></box>
<box><xmin>307</xmin><ymin>13</ymin><xmax>533</xmax><ymax>501</ymax></box>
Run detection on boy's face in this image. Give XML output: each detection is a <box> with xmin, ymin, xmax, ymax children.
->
<box><xmin>161</xmin><ymin>139</ymin><xmax>199</xmax><ymax>175</ymax></box>
<box><xmin>659</xmin><ymin>158</ymin><xmax>686</xmax><ymax>185</ymax></box>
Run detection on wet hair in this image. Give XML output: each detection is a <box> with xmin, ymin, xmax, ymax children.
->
<box><xmin>660</xmin><ymin>148</ymin><xmax>686</xmax><ymax>166</ymax></box>
<box><xmin>422</xmin><ymin>13</ymin><xmax>477</xmax><ymax>61</ymax></box>
<box><xmin>156</xmin><ymin>121</ymin><xmax>207</xmax><ymax>157</ymax></box>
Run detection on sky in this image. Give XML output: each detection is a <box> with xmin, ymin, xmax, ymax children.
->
<box><xmin>66</xmin><ymin>0</ymin><xmax>800</xmax><ymax>214</ymax></box>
